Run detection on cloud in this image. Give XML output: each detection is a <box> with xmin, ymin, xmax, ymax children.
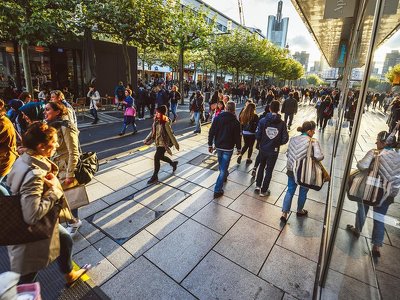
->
<box><xmin>287</xmin><ymin>35</ymin><xmax>312</xmax><ymax>49</ymax></box>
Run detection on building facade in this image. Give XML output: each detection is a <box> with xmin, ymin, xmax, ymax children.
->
<box><xmin>382</xmin><ymin>50</ymin><xmax>400</xmax><ymax>77</ymax></box>
<box><xmin>266</xmin><ymin>0</ymin><xmax>289</xmax><ymax>48</ymax></box>
<box><xmin>293</xmin><ymin>51</ymin><xmax>310</xmax><ymax>72</ymax></box>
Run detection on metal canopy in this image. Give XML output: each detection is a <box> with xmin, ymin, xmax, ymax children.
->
<box><xmin>290</xmin><ymin>0</ymin><xmax>400</xmax><ymax>67</ymax></box>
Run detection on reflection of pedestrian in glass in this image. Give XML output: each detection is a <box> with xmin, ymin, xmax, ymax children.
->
<box><xmin>347</xmin><ymin>130</ymin><xmax>400</xmax><ymax>257</ymax></box>
<box><xmin>87</xmin><ymin>85</ymin><xmax>100</xmax><ymax>124</ymax></box>
<box><xmin>119</xmin><ymin>89</ymin><xmax>137</xmax><ymax>136</ymax></box>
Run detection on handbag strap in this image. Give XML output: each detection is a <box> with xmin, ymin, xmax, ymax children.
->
<box><xmin>307</xmin><ymin>138</ymin><xmax>313</xmax><ymax>158</ymax></box>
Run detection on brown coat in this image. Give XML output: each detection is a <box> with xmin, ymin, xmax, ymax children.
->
<box><xmin>6</xmin><ymin>152</ymin><xmax>64</xmax><ymax>275</ymax></box>
<box><xmin>144</xmin><ymin>119</ymin><xmax>179</xmax><ymax>155</ymax></box>
<box><xmin>0</xmin><ymin>115</ymin><xmax>17</xmax><ymax>178</ymax></box>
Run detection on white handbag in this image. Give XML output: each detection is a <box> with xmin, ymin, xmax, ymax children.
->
<box><xmin>64</xmin><ymin>185</ymin><xmax>90</xmax><ymax>210</ymax></box>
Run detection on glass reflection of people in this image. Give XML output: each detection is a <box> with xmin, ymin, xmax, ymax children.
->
<box><xmin>347</xmin><ymin>130</ymin><xmax>400</xmax><ymax>257</ymax></box>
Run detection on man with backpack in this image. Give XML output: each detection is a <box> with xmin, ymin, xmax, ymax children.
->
<box><xmin>255</xmin><ymin>100</ymin><xmax>289</xmax><ymax>196</ymax></box>
<box><xmin>281</xmin><ymin>92</ymin><xmax>298</xmax><ymax>130</ymax></box>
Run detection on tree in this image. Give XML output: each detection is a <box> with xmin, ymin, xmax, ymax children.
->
<box><xmin>306</xmin><ymin>74</ymin><xmax>323</xmax><ymax>86</ymax></box>
<box><xmin>368</xmin><ymin>76</ymin><xmax>380</xmax><ymax>89</ymax></box>
<box><xmin>385</xmin><ymin>64</ymin><xmax>400</xmax><ymax>84</ymax></box>
<box><xmin>165</xmin><ymin>4</ymin><xmax>215</xmax><ymax>103</ymax></box>
<box><xmin>0</xmin><ymin>0</ymin><xmax>76</xmax><ymax>94</ymax></box>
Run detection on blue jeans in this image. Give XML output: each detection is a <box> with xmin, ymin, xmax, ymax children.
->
<box><xmin>215</xmin><ymin>150</ymin><xmax>233</xmax><ymax>193</ymax></box>
<box><xmin>194</xmin><ymin>111</ymin><xmax>201</xmax><ymax>132</ymax></box>
<box><xmin>171</xmin><ymin>103</ymin><xmax>178</xmax><ymax>120</ymax></box>
<box><xmin>121</xmin><ymin>116</ymin><xmax>137</xmax><ymax>134</ymax></box>
<box><xmin>282</xmin><ymin>175</ymin><xmax>309</xmax><ymax>213</ymax></box>
<box><xmin>355</xmin><ymin>201</ymin><xmax>390</xmax><ymax>247</ymax></box>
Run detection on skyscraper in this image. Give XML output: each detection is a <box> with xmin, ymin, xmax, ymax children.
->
<box><xmin>266</xmin><ymin>1</ymin><xmax>289</xmax><ymax>48</ymax></box>
<box><xmin>293</xmin><ymin>51</ymin><xmax>310</xmax><ymax>72</ymax></box>
<box><xmin>382</xmin><ymin>50</ymin><xmax>400</xmax><ymax>77</ymax></box>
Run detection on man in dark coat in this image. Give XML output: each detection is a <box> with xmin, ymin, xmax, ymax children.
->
<box><xmin>281</xmin><ymin>92</ymin><xmax>298</xmax><ymax>130</ymax></box>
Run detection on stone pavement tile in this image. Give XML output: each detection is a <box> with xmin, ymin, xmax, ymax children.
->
<box><xmin>101</xmin><ymin>257</ymin><xmax>195</xmax><ymax>300</ymax></box>
<box><xmin>182</xmin><ymin>251</ymin><xmax>283</xmax><ymax>299</ymax></box>
<box><xmin>72</xmin><ymin>232</ymin><xmax>91</xmax><ymax>255</ymax></box>
<box><xmin>275</xmin><ymin>196</ymin><xmax>327</xmax><ymax>223</ymax></box>
<box><xmin>73</xmin><ymin>245</ymin><xmax>118</xmax><ymax>286</ymax></box>
<box><xmin>387</xmin><ymin>202</ymin><xmax>400</xmax><ymax>219</ymax></box>
<box><xmin>277</xmin><ymin>216</ymin><xmax>323</xmax><ymax>263</ymax></box>
<box><xmin>176</xmin><ymin>181</ymin><xmax>203</xmax><ymax>195</ymax></box>
<box><xmin>86</xmin><ymin>181</ymin><xmax>114</xmax><ymax>202</ymax></box>
<box><xmin>134</xmin><ymin>184</ymin><xmax>188</xmax><ymax>212</ymax></box>
<box><xmin>274</xmin><ymin>158</ymin><xmax>287</xmax><ymax>172</ymax></box>
<box><xmin>174</xmin><ymin>149</ymin><xmax>203</xmax><ymax>161</ymax></box>
<box><xmin>212</xmin><ymin>194</ymin><xmax>236</xmax><ymax>207</ymax></box>
<box><xmin>144</xmin><ymin>219</ymin><xmax>221</xmax><ymax>282</ymax></box>
<box><xmin>174</xmin><ymin>188</ymin><xmax>214</xmax><ymax>217</ymax></box>
<box><xmin>97</xmin><ymin>159</ymin><xmax>127</xmax><ymax>173</ymax></box>
<box><xmin>78</xmin><ymin>219</ymin><xmax>105</xmax><ymax>244</ymax></box>
<box><xmin>271</xmin><ymin>170</ymin><xmax>288</xmax><ymax>184</ymax></box>
<box><xmin>214</xmin><ymin>216</ymin><xmax>279</xmax><ymax>274</ymax></box>
<box><xmin>209</xmin><ymin>180</ymin><xmax>248</xmax><ymax>200</ymax></box>
<box><xmin>94</xmin><ymin>236</ymin><xmax>135</xmax><ymax>271</ymax></box>
<box><xmin>92</xmin><ymin>201</ymin><xmax>155</xmax><ymax>240</ymax></box>
<box><xmin>186</xmin><ymin>168</ymin><xmax>219</xmax><ymax>188</ymax></box>
<box><xmin>385</xmin><ymin>225</ymin><xmax>400</xmax><ymax>248</ymax></box>
<box><xmin>146</xmin><ymin>209</ymin><xmax>188</xmax><ymax>240</ymax></box>
<box><xmin>227</xmin><ymin>169</ymin><xmax>254</xmax><ymax>186</ymax></box>
<box><xmin>192</xmin><ymin>202</ymin><xmax>241</xmax><ymax>235</ymax></box>
<box><xmin>119</xmin><ymin>158</ymin><xmax>154</xmax><ymax>176</ymax></box>
<box><xmin>174</xmin><ymin>163</ymin><xmax>204</xmax><ymax>179</ymax></box>
<box><xmin>377</xmin><ymin>271</ymin><xmax>400</xmax><ymax>300</ymax></box>
<box><xmin>259</xmin><ymin>245</ymin><xmax>317</xmax><ymax>300</ymax></box>
<box><xmin>305</xmin><ymin>185</ymin><xmax>328</xmax><ymax>203</ymax></box>
<box><xmin>329</xmin><ymin>228</ymin><xmax>377</xmax><ymax>287</ymax></box>
<box><xmin>156</xmin><ymin>175</ymin><xmax>187</xmax><ymax>189</ymax></box>
<box><xmin>229</xmin><ymin>194</ymin><xmax>284</xmax><ymax>230</ymax></box>
<box><xmin>321</xmin><ymin>268</ymin><xmax>379</xmax><ymax>300</ymax></box>
<box><xmin>282</xmin><ymin>293</ymin><xmax>298</xmax><ymax>300</ymax></box>
<box><xmin>123</xmin><ymin>230</ymin><xmax>159</xmax><ymax>258</ymax></box>
<box><xmin>101</xmin><ymin>186</ymin><xmax>137</xmax><ymax>206</ymax></box>
<box><xmin>375</xmin><ymin>244</ymin><xmax>400</xmax><ymax>279</ymax></box>
<box><xmin>78</xmin><ymin>199</ymin><xmax>109</xmax><ymax>219</ymax></box>
<box><xmin>94</xmin><ymin>168</ymin><xmax>137</xmax><ymax>190</ymax></box>
<box><xmin>244</xmin><ymin>181</ymin><xmax>287</xmax><ymax>205</ymax></box>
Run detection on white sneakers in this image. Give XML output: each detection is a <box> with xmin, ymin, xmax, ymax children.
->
<box><xmin>259</xmin><ymin>190</ymin><xmax>271</xmax><ymax>197</ymax></box>
<box><xmin>66</xmin><ymin>219</ymin><xmax>82</xmax><ymax>238</ymax></box>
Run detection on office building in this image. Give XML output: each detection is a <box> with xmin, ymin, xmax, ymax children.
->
<box><xmin>382</xmin><ymin>50</ymin><xmax>400</xmax><ymax>76</ymax></box>
<box><xmin>293</xmin><ymin>51</ymin><xmax>310</xmax><ymax>72</ymax></box>
<box><xmin>266</xmin><ymin>0</ymin><xmax>289</xmax><ymax>48</ymax></box>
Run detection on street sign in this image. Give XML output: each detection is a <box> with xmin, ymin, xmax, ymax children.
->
<box><xmin>324</xmin><ymin>0</ymin><xmax>357</xmax><ymax>19</ymax></box>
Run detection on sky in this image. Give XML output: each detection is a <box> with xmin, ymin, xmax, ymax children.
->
<box><xmin>201</xmin><ymin>0</ymin><xmax>400</xmax><ymax>71</ymax></box>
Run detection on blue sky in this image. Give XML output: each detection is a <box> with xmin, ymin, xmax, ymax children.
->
<box><xmin>202</xmin><ymin>0</ymin><xmax>400</xmax><ymax>70</ymax></box>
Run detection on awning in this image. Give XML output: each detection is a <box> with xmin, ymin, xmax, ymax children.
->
<box><xmin>290</xmin><ymin>0</ymin><xmax>400</xmax><ymax>67</ymax></box>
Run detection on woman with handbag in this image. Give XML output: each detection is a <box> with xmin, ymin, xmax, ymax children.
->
<box><xmin>6</xmin><ymin>122</ymin><xmax>90</xmax><ymax>285</ymax></box>
<box><xmin>119</xmin><ymin>88</ymin><xmax>137</xmax><ymax>136</ymax></box>
<box><xmin>44</xmin><ymin>101</ymin><xmax>82</xmax><ymax>237</ymax></box>
<box><xmin>237</xmin><ymin>102</ymin><xmax>259</xmax><ymax>165</ymax></box>
<box><xmin>280</xmin><ymin>121</ymin><xmax>324</xmax><ymax>223</ymax></box>
<box><xmin>144</xmin><ymin>105</ymin><xmax>180</xmax><ymax>184</ymax></box>
<box><xmin>87</xmin><ymin>85</ymin><xmax>100</xmax><ymax>124</ymax></box>
<box><xmin>347</xmin><ymin>130</ymin><xmax>400</xmax><ymax>257</ymax></box>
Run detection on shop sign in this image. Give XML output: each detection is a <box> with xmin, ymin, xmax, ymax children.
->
<box><xmin>324</xmin><ymin>0</ymin><xmax>357</xmax><ymax>19</ymax></box>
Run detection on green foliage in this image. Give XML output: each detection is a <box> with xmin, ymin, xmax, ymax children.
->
<box><xmin>385</xmin><ymin>64</ymin><xmax>400</xmax><ymax>84</ymax></box>
<box><xmin>368</xmin><ymin>76</ymin><xmax>380</xmax><ymax>89</ymax></box>
<box><xmin>306</xmin><ymin>74</ymin><xmax>323</xmax><ymax>86</ymax></box>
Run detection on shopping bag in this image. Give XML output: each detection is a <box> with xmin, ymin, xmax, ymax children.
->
<box><xmin>64</xmin><ymin>185</ymin><xmax>89</xmax><ymax>210</ymax></box>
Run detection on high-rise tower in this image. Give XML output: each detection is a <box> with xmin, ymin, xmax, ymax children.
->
<box><xmin>266</xmin><ymin>1</ymin><xmax>289</xmax><ymax>48</ymax></box>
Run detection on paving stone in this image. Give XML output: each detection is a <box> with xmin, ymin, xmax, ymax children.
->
<box><xmin>259</xmin><ymin>245</ymin><xmax>317</xmax><ymax>300</ymax></box>
<box><xmin>186</xmin><ymin>168</ymin><xmax>220</xmax><ymax>188</ymax></box>
<box><xmin>192</xmin><ymin>202</ymin><xmax>241</xmax><ymax>235</ymax></box>
<box><xmin>377</xmin><ymin>271</ymin><xmax>400</xmax><ymax>300</ymax></box>
<box><xmin>277</xmin><ymin>215</ymin><xmax>323</xmax><ymax>263</ymax></box>
<box><xmin>146</xmin><ymin>209</ymin><xmax>188</xmax><ymax>239</ymax></box>
<box><xmin>101</xmin><ymin>257</ymin><xmax>195</xmax><ymax>300</ymax></box>
<box><xmin>222</xmin><ymin>169</ymin><xmax>254</xmax><ymax>186</ymax></box>
<box><xmin>329</xmin><ymin>228</ymin><xmax>377</xmax><ymax>287</ymax></box>
<box><xmin>72</xmin><ymin>232</ymin><xmax>91</xmax><ymax>255</ymax></box>
<box><xmin>85</xmin><ymin>181</ymin><xmax>114</xmax><ymax>202</ymax></box>
<box><xmin>134</xmin><ymin>184</ymin><xmax>188</xmax><ymax>212</ymax></box>
<box><xmin>94</xmin><ymin>237</ymin><xmax>135</xmax><ymax>270</ymax></box>
<box><xmin>174</xmin><ymin>188</ymin><xmax>214</xmax><ymax>217</ymax></box>
<box><xmin>176</xmin><ymin>181</ymin><xmax>203</xmax><ymax>195</ymax></box>
<box><xmin>214</xmin><ymin>216</ymin><xmax>279</xmax><ymax>274</ymax></box>
<box><xmin>78</xmin><ymin>219</ymin><xmax>105</xmax><ymax>244</ymax></box>
<box><xmin>78</xmin><ymin>199</ymin><xmax>109</xmax><ymax>219</ymax></box>
<box><xmin>101</xmin><ymin>186</ymin><xmax>137</xmax><ymax>205</ymax></box>
<box><xmin>271</xmin><ymin>170</ymin><xmax>288</xmax><ymax>184</ymax></box>
<box><xmin>229</xmin><ymin>194</ymin><xmax>284</xmax><ymax>230</ymax></box>
<box><xmin>385</xmin><ymin>224</ymin><xmax>400</xmax><ymax>248</ymax></box>
<box><xmin>73</xmin><ymin>245</ymin><xmax>118</xmax><ymax>286</ymax></box>
<box><xmin>375</xmin><ymin>244</ymin><xmax>400</xmax><ymax>279</ymax></box>
<box><xmin>92</xmin><ymin>201</ymin><xmax>155</xmax><ymax>240</ymax></box>
<box><xmin>174</xmin><ymin>163</ymin><xmax>204</xmax><ymax>180</ymax></box>
<box><xmin>123</xmin><ymin>229</ymin><xmax>159</xmax><ymax>258</ymax></box>
<box><xmin>208</xmin><ymin>180</ymin><xmax>248</xmax><ymax>200</ymax></box>
<box><xmin>182</xmin><ymin>251</ymin><xmax>283</xmax><ymax>299</ymax></box>
<box><xmin>119</xmin><ymin>158</ymin><xmax>154</xmax><ymax>176</ymax></box>
<box><xmin>95</xmin><ymin>168</ymin><xmax>137</xmax><ymax>190</ymax></box>
<box><xmin>282</xmin><ymin>293</ymin><xmax>298</xmax><ymax>300</ymax></box>
<box><xmin>144</xmin><ymin>219</ymin><xmax>221</xmax><ymax>282</ymax></box>
<box><xmin>212</xmin><ymin>194</ymin><xmax>236</xmax><ymax>207</ymax></box>
<box><xmin>244</xmin><ymin>181</ymin><xmax>287</xmax><ymax>205</ymax></box>
<box><xmin>321</xmin><ymin>268</ymin><xmax>380</xmax><ymax>300</ymax></box>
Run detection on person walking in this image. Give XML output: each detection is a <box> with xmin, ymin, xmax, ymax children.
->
<box><xmin>50</xmin><ymin>90</ymin><xmax>77</xmax><ymax>126</ymax></box>
<box><xmin>281</xmin><ymin>92</ymin><xmax>298</xmax><ymax>130</ymax></box>
<box><xmin>191</xmin><ymin>90</ymin><xmax>204</xmax><ymax>134</ymax></box>
<box><xmin>280</xmin><ymin>121</ymin><xmax>324</xmax><ymax>223</ymax></box>
<box><xmin>208</xmin><ymin>101</ymin><xmax>241</xmax><ymax>198</ymax></box>
<box><xmin>45</xmin><ymin>101</ymin><xmax>82</xmax><ymax>237</ymax></box>
<box><xmin>6</xmin><ymin>122</ymin><xmax>90</xmax><ymax>285</ymax></box>
<box><xmin>87</xmin><ymin>85</ymin><xmax>100</xmax><ymax>124</ymax></box>
<box><xmin>347</xmin><ymin>130</ymin><xmax>400</xmax><ymax>257</ymax></box>
<box><xmin>169</xmin><ymin>85</ymin><xmax>181</xmax><ymax>123</ymax></box>
<box><xmin>318</xmin><ymin>96</ymin><xmax>334</xmax><ymax>130</ymax></box>
<box><xmin>237</xmin><ymin>102</ymin><xmax>258</xmax><ymax>165</ymax></box>
<box><xmin>255</xmin><ymin>100</ymin><xmax>289</xmax><ymax>196</ymax></box>
<box><xmin>114</xmin><ymin>81</ymin><xmax>126</xmax><ymax>110</ymax></box>
<box><xmin>136</xmin><ymin>84</ymin><xmax>147</xmax><ymax>120</ymax></box>
<box><xmin>119</xmin><ymin>89</ymin><xmax>137</xmax><ymax>136</ymax></box>
<box><xmin>144</xmin><ymin>105</ymin><xmax>179</xmax><ymax>184</ymax></box>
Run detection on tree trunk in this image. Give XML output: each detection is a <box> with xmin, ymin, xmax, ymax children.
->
<box><xmin>21</xmin><ymin>42</ymin><xmax>33</xmax><ymax>95</ymax></box>
<box><xmin>141</xmin><ymin>48</ymin><xmax>146</xmax><ymax>81</ymax></box>
<box><xmin>122</xmin><ymin>40</ymin><xmax>131</xmax><ymax>84</ymax></box>
<box><xmin>178</xmin><ymin>46</ymin><xmax>184</xmax><ymax>104</ymax></box>
<box><xmin>214</xmin><ymin>63</ymin><xmax>218</xmax><ymax>91</ymax></box>
<box><xmin>236</xmin><ymin>69</ymin><xmax>239</xmax><ymax>85</ymax></box>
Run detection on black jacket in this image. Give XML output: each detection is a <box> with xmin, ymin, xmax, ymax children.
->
<box><xmin>256</xmin><ymin>113</ymin><xmax>288</xmax><ymax>154</ymax></box>
<box><xmin>281</xmin><ymin>97</ymin><xmax>298</xmax><ymax>115</ymax></box>
<box><xmin>208</xmin><ymin>111</ymin><xmax>241</xmax><ymax>151</ymax></box>
<box><xmin>169</xmin><ymin>91</ymin><xmax>181</xmax><ymax>104</ymax></box>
